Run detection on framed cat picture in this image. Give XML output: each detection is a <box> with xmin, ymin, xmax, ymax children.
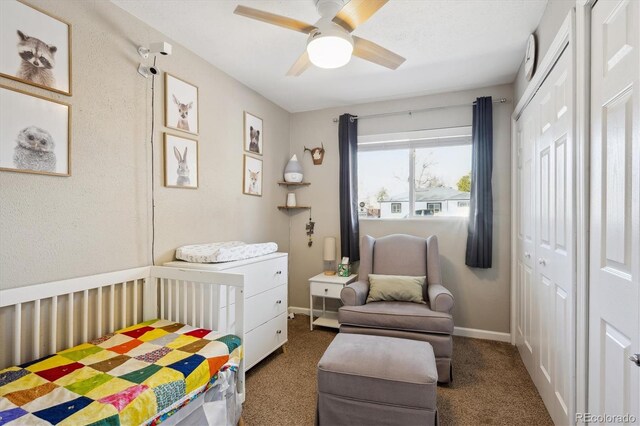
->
<box><xmin>0</xmin><ymin>0</ymin><xmax>72</xmax><ymax>96</ymax></box>
<box><xmin>0</xmin><ymin>85</ymin><xmax>71</xmax><ymax>176</ymax></box>
<box><xmin>165</xmin><ymin>73</ymin><xmax>199</xmax><ymax>135</ymax></box>
<box><xmin>242</xmin><ymin>154</ymin><xmax>263</xmax><ymax>197</ymax></box>
<box><xmin>163</xmin><ymin>133</ymin><xmax>198</xmax><ymax>189</ymax></box>
<box><xmin>243</xmin><ymin>111</ymin><xmax>263</xmax><ymax>155</ymax></box>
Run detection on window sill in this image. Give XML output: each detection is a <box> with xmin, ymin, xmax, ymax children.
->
<box><xmin>359</xmin><ymin>216</ymin><xmax>469</xmax><ymax>222</ymax></box>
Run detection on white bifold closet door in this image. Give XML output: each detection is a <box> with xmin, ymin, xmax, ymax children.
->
<box><xmin>588</xmin><ymin>0</ymin><xmax>640</xmax><ymax>421</ymax></box>
<box><xmin>516</xmin><ymin>43</ymin><xmax>575</xmax><ymax>425</ymax></box>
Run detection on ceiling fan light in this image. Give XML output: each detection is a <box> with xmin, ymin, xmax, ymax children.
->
<box><xmin>307</xmin><ymin>35</ymin><xmax>353</xmax><ymax>69</ymax></box>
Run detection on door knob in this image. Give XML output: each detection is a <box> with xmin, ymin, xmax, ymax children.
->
<box><xmin>276</xmin><ymin>300</ymin><xmax>282</xmax><ymax>304</ymax></box>
<box><xmin>276</xmin><ymin>330</ymin><xmax>282</xmax><ymax>334</ymax></box>
<box><xmin>630</xmin><ymin>354</ymin><xmax>640</xmax><ymax>366</ymax></box>
<box><xmin>538</xmin><ymin>258</ymin><xmax>546</xmax><ymax>266</ymax></box>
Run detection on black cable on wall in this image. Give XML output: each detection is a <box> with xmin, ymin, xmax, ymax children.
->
<box><xmin>150</xmin><ymin>56</ymin><xmax>158</xmax><ymax>265</ymax></box>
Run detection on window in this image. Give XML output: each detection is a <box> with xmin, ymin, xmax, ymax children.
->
<box><xmin>358</xmin><ymin>127</ymin><xmax>472</xmax><ymax>219</ymax></box>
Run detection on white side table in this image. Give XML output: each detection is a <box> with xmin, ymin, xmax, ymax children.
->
<box><xmin>309</xmin><ymin>273</ymin><xmax>358</xmax><ymax>330</ymax></box>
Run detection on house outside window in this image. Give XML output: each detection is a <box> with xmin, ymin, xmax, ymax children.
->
<box><xmin>426</xmin><ymin>202</ymin><xmax>442</xmax><ymax>214</ymax></box>
<box><xmin>358</xmin><ymin>127</ymin><xmax>472</xmax><ymax>219</ymax></box>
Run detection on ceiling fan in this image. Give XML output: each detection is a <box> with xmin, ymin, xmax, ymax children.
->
<box><xmin>234</xmin><ymin>0</ymin><xmax>406</xmax><ymax>76</ymax></box>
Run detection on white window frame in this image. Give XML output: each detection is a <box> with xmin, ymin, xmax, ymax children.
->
<box><xmin>358</xmin><ymin>126</ymin><xmax>472</xmax><ymax>220</ymax></box>
<box><xmin>390</xmin><ymin>203</ymin><xmax>402</xmax><ymax>213</ymax></box>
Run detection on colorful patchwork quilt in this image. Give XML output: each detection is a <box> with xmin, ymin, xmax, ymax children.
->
<box><xmin>0</xmin><ymin>319</ymin><xmax>242</xmax><ymax>425</ymax></box>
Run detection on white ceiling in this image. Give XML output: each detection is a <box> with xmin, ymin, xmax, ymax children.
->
<box><xmin>112</xmin><ymin>0</ymin><xmax>547</xmax><ymax>112</ymax></box>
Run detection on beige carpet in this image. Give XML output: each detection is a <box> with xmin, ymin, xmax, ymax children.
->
<box><xmin>244</xmin><ymin>315</ymin><xmax>552</xmax><ymax>425</ymax></box>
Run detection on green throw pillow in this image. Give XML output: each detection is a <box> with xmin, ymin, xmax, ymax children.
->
<box><xmin>366</xmin><ymin>274</ymin><xmax>426</xmax><ymax>304</ymax></box>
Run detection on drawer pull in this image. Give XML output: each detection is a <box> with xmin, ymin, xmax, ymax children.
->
<box><xmin>324</xmin><ymin>288</ymin><xmax>328</xmax><ymax>292</ymax></box>
<box><xmin>276</xmin><ymin>330</ymin><xmax>282</xmax><ymax>334</ymax></box>
<box><xmin>276</xmin><ymin>270</ymin><xmax>282</xmax><ymax>275</ymax></box>
<box><xmin>276</xmin><ymin>300</ymin><xmax>282</xmax><ymax>304</ymax></box>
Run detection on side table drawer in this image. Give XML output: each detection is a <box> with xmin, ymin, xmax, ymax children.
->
<box><xmin>311</xmin><ymin>281</ymin><xmax>343</xmax><ymax>299</ymax></box>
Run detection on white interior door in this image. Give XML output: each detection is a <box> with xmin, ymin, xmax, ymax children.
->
<box><xmin>589</xmin><ymin>0</ymin><xmax>640</xmax><ymax>421</ymax></box>
<box><xmin>516</xmin><ymin>103</ymin><xmax>537</xmax><ymax>373</ymax></box>
<box><xmin>516</xmin><ymin>41</ymin><xmax>575</xmax><ymax>425</ymax></box>
<box><xmin>534</xmin><ymin>46</ymin><xmax>575</xmax><ymax>425</ymax></box>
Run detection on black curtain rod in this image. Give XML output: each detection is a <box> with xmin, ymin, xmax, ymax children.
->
<box><xmin>332</xmin><ymin>97</ymin><xmax>508</xmax><ymax>123</ymax></box>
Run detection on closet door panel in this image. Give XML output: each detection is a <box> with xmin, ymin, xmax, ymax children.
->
<box><xmin>589</xmin><ymin>0</ymin><xmax>639</xmax><ymax>419</ymax></box>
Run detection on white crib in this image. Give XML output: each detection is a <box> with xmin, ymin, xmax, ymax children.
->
<box><xmin>0</xmin><ymin>265</ymin><xmax>246</xmax><ymax>424</ymax></box>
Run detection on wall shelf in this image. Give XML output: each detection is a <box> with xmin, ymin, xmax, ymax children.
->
<box><xmin>278</xmin><ymin>182</ymin><xmax>311</xmax><ymax>186</ymax></box>
<box><xmin>277</xmin><ymin>206</ymin><xmax>311</xmax><ymax>211</ymax></box>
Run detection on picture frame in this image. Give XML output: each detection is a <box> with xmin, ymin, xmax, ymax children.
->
<box><xmin>242</xmin><ymin>154</ymin><xmax>263</xmax><ymax>197</ymax></box>
<box><xmin>243</xmin><ymin>111</ymin><xmax>263</xmax><ymax>155</ymax></box>
<box><xmin>165</xmin><ymin>73</ymin><xmax>199</xmax><ymax>135</ymax></box>
<box><xmin>0</xmin><ymin>0</ymin><xmax>72</xmax><ymax>96</ymax></box>
<box><xmin>0</xmin><ymin>84</ymin><xmax>71</xmax><ymax>176</ymax></box>
<box><xmin>163</xmin><ymin>133</ymin><xmax>199</xmax><ymax>189</ymax></box>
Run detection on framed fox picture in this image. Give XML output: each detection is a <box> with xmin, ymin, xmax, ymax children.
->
<box><xmin>243</xmin><ymin>154</ymin><xmax>262</xmax><ymax>197</ymax></box>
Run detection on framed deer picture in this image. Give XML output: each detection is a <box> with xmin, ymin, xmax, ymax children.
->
<box><xmin>165</xmin><ymin>73</ymin><xmax>199</xmax><ymax>135</ymax></box>
<box><xmin>164</xmin><ymin>133</ymin><xmax>198</xmax><ymax>189</ymax></box>
<box><xmin>242</xmin><ymin>154</ymin><xmax>262</xmax><ymax>197</ymax></box>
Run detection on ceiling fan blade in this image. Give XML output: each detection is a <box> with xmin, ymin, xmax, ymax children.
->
<box><xmin>234</xmin><ymin>5</ymin><xmax>317</xmax><ymax>34</ymax></box>
<box><xmin>332</xmin><ymin>0</ymin><xmax>389</xmax><ymax>32</ymax></box>
<box><xmin>286</xmin><ymin>50</ymin><xmax>312</xmax><ymax>76</ymax></box>
<box><xmin>352</xmin><ymin>36</ymin><xmax>405</xmax><ymax>70</ymax></box>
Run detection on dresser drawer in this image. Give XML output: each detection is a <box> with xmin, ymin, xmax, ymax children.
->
<box><xmin>310</xmin><ymin>281</ymin><xmax>343</xmax><ymax>299</ymax></box>
<box><xmin>245</xmin><ymin>284</ymin><xmax>287</xmax><ymax>332</ymax></box>
<box><xmin>245</xmin><ymin>312</ymin><xmax>287</xmax><ymax>369</ymax></box>
<box><xmin>229</xmin><ymin>256</ymin><xmax>287</xmax><ymax>298</ymax></box>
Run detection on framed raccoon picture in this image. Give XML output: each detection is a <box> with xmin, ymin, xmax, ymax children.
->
<box><xmin>0</xmin><ymin>0</ymin><xmax>72</xmax><ymax>96</ymax></box>
<box><xmin>165</xmin><ymin>73</ymin><xmax>199</xmax><ymax>135</ymax></box>
<box><xmin>242</xmin><ymin>154</ymin><xmax>263</xmax><ymax>197</ymax></box>
<box><xmin>163</xmin><ymin>133</ymin><xmax>198</xmax><ymax>189</ymax></box>
<box><xmin>243</xmin><ymin>111</ymin><xmax>263</xmax><ymax>156</ymax></box>
<box><xmin>0</xmin><ymin>85</ymin><xmax>70</xmax><ymax>176</ymax></box>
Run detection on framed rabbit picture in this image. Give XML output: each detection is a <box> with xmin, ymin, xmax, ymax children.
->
<box><xmin>0</xmin><ymin>0</ymin><xmax>72</xmax><ymax>95</ymax></box>
<box><xmin>164</xmin><ymin>133</ymin><xmax>198</xmax><ymax>189</ymax></box>
<box><xmin>165</xmin><ymin>73</ymin><xmax>198</xmax><ymax>135</ymax></box>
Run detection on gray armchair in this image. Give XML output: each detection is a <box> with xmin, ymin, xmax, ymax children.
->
<box><xmin>339</xmin><ymin>234</ymin><xmax>455</xmax><ymax>383</ymax></box>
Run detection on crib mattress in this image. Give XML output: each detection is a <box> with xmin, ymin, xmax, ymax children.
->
<box><xmin>0</xmin><ymin>319</ymin><xmax>242</xmax><ymax>426</ymax></box>
<box><xmin>175</xmin><ymin>241</ymin><xmax>278</xmax><ymax>263</ymax></box>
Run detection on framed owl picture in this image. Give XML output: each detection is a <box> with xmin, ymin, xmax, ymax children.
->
<box><xmin>0</xmin><ymin>0</ymin><xmax>72</xmax><ymax>95</ymax></box>
<box><xmin>0</xmin><ymin>85</ymin><xmax>71</xmax><ymax>176</ymax></box>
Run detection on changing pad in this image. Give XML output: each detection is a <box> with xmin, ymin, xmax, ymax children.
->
<box><xmin>175</xmin><ymin>241</ymin><xmax>278</xmax><ymax>263</ymax></box>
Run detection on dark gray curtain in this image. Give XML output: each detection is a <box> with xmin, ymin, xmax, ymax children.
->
<box><xmin>338</xmin><ymin>114</ymin><xmax>360</xmax><ymax>262</ymax></box>
<box><xmin>465</xmin><ymin>97</ymin><xmax>493</xmax><ymax>268</ymax></box>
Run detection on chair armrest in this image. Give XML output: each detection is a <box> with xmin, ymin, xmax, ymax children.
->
<box><xmin>428</xmin><ymin>284</ymin><xmax>454</xmax><ymax>314</ymax></box>
<box><xmin>341</xmin><ymin>280</ymin><xmax>369</xmax><ymax>306</ymax></box>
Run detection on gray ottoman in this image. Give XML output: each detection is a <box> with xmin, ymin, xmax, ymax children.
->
<box><xmin>317</xmin><ymin>333</ymin><xmax>438</xmax><ymax>426</ymax></box>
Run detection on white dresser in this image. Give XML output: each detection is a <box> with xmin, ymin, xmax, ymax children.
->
<box><xmin>165</xmin><ymin>252</ymin><xmax>288</xmax><ymax>370</ymax></box>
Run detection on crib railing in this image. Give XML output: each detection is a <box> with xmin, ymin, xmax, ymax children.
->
<box><xmin>0</xmin><ymin>266</ymin><xmax>245</xmax><ymax>391</ymax></box>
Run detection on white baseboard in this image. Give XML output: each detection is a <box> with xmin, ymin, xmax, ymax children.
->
<box><xmin>453</xmin><ymin>326</ymin><xmax>511</xmax><ymax>342</ymax></box>
<box><xmin>289</xmin><ymin>306</ymin><xmax>512</xmax><ymax>343</ymax></box>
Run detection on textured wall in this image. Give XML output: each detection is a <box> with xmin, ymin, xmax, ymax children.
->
<box><xmin>288</xmin><ymin>84</ymin><xmax>513</xmax><ymax>333</ymax></box>
<box><xmin>0</xmin><ymin>0</ymin><xmax>290</xmax><ymax>289</ymax></box>
<box><xmin>514</xmin><ymin>0</ymin><xmax>574</xmax><ymax>103</ymax></box>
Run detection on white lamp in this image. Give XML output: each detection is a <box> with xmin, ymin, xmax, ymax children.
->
<box><xmin>323</xmin><ymin>237</ymin><xmax>337</xmax><ymax>276</ymax></box>
<box><xmin>306</xmin><ymin>21</ymin><xmax>354</xmax><ymax>69</ymax></box>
